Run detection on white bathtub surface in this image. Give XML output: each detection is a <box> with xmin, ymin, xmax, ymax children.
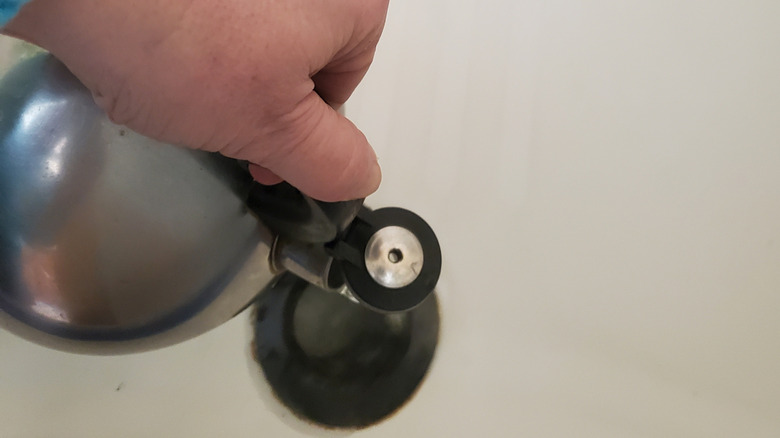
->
<box><xmin>3</xmin><ymin>1</ymin><xmax>780</xmax><ymax>436</ymax></box>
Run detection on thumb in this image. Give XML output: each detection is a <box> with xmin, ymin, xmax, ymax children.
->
<box><xmin>255</xmin><ymin>92</ymin><xmax>381</xmax><ymax>202</ymax></box>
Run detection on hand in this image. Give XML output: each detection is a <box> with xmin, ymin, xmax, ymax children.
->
<box><xmin>4</xmin><ymin>0</ymin><xmax>387</xmax><ymax>201</ymax></box>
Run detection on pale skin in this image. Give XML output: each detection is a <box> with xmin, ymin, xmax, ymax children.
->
<box><xmin>3</xmin><ymin>0</ymin><xmax>388</xmax><ymax>201</ymax></box>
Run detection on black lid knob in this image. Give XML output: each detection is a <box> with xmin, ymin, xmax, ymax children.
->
<box><xmin>329</xmin><ymin>207</ymin><xmax>442</xmax><ymax>313</ymax></box>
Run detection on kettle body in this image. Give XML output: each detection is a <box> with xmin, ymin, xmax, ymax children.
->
<box><xmin>0</xmin><ymin>40</ymin><xmax>442</xmax><ymax>355</ymax></box>
<box><xmin>0</xmin><ymin>44</ymin><xmax>277</xmax><ymax>353</ymax></box>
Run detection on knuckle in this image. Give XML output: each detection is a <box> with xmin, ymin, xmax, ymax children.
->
<box><xmin>92</xmin><ymin>86</ymin><xmax>136</xmax><ymax>126</ymax></box>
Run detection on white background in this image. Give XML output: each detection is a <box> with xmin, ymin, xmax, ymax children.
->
<box><xmin>3</xmin><ymin>0</ymin><xmax>780</xmax><ymax>436</ymax></box>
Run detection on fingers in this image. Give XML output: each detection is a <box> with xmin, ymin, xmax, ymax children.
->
<box><xmin>248</xmin><ymin>164</ymin><xmax>283</xmax><ymax>186</ymax></box>
<box><xmin>312</xmin><ymin>0</ymin><xmax>386</xmax><ymax>107</ymax></box>
<box><xmin>313</xmin><ymin>47</ymin><xmax>377</xmax><ymax>107</ymax></box>
<box><xmin>259</xmin><ymin>92</ymin><xmax>381</xmax><ymax>202</ymax></box>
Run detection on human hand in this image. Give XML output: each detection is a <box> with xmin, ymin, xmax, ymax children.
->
<box><xmin>4</xmin><ymin>0</ymin><xmax>387</xmax><ymax>201</ymax></box>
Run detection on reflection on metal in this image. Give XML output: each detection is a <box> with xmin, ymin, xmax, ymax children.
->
<box><xmin>272</xmin><ymin>238</ymin><xmax>342</xmax><ymax>290</ymax></box>
<box><xmin>0</xmin><ymin>46</ymin><xmax>276</xmax><ymax>353</ymax></box>
<box><xmin>364</xmin><ymin>225</ymin><xmax>424</xmax><ymax>289</ymax></box>
<box><xmin>334</xmin><ymin>284</ymin><xmax>360</xmax><ymax>304</ymax></box>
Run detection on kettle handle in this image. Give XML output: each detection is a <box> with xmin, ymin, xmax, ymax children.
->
<box><xmin>245</xmin><ymin>179</ymin><xmax>363</xmax><ymax>244</ymax></box>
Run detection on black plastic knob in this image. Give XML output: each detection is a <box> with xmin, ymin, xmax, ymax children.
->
<box><xmin>246</xmin><ymin>181</ymin><xmax>363</xmax><ymax>243</ymax></box>
<box><xmin>328</xmin><ymin>207</ymin><xmax>442</xmax><ymax>313</ymax></box>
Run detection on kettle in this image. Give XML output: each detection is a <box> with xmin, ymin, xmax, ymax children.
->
<box><xmin>0</xmin><ymin>39</ymin><xmax>441</xmax><ymax>354</ymax></box>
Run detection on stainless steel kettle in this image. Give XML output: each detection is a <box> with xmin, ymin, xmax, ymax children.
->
<box><xmin>0</xmin><ymin>40</ymin><xmax>441</xmax><ymax>354</ymax></box>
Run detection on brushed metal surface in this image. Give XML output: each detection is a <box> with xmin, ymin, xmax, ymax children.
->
<box><xmin>0</xmin><ymin>45</ymin><xmax>276</xmax><ymax>353</ymax></box>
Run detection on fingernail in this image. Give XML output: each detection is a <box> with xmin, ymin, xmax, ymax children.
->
<box><xmin>371</xmin><ymin>161</ymin><xmax>382</xmax><ymax>193</ymax></box>
<box><xmin>365</xmin><ymin>160</ymin><xmax>382</xmax><ymax>196</ymax></box>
